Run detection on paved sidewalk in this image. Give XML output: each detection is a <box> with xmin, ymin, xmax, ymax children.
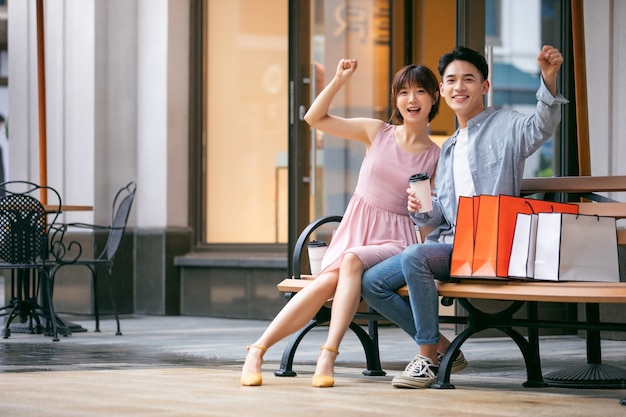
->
<box><xmin>0</xmin><ymin>314</ymin><xmax>625</xmax><ymax>416</ymax></box>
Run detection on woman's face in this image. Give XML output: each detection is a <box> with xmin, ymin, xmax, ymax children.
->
<box><xmin>395</xmin><ymin>84</ymin><xmax>437</xmax><ymax>124</ymax></box>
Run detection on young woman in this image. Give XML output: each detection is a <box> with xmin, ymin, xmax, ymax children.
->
<box><xmin>241</xmin><ymin>58</ymin><xmax>441</xmax><ymax>388</ymax></box>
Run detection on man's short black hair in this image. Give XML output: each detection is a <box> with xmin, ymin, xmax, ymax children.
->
<box><xmin>438</xmin><ymin>46</ymin><xmax>489</xmax><ymax>81</ymax></box>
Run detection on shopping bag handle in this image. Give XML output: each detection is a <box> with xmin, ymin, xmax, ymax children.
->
<box><xmin>524</xmin><ymin>200</ymin><xmax>536</xmax><ymax>213</ymax></box>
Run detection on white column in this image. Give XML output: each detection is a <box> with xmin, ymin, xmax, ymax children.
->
<box><xmin>584</xmin><ymin>0</ymin><xmax>626</xmax><ymax>203</ymax></box>
<box><xmin>8</xmin><ymin>0</ymin><xmax>189</xmax><ymax>228</ymax></box>
<box><xmin>135</xmin><ymin>0</ymin><xmax>189</xmax><ymax>228</ymax></box>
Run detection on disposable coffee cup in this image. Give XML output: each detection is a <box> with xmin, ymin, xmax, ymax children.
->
<box><xmin>408</xmin><ymin>173</ymin><xmax>433</xmax><ymax>213</ymax></box>
<box><xmin>307</xmin><ymin>240</ymin><xmax>328</xmax><ymax>275</ymax></box>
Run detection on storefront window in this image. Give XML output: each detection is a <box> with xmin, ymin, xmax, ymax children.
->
<box><xmin>486</xmin><ymin>0</ymin><xmax>562</xmax><ymax>177</ymax></box>
<box><xmin>205</xmin><ymin>0</ymin><xmax>288</xmax><ymax>243</ymax></box>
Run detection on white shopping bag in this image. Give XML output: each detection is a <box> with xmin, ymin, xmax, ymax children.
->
<box><xmin>508</xmin><ymin>213</ymin><xmax>538</xmax><ymax>279</ymax></box>
<box><xmin>534</xmin><ymin>213</ymin><xmax>620</xmax><ymax>282</ymax></box>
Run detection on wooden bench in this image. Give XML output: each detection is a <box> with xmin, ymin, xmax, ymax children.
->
<box><xmin>275</xmin><ymin>176</ymin><xmax>626</xmax><ymax>389</ymax></box>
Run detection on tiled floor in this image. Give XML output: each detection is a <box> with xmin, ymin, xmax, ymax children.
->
<box><xmin>1</xmin><ymin>274</ymin><xmax>626</xmax><ymax>415</ymax></box>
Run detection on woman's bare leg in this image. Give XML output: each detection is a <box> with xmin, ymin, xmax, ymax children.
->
<box><xmin>241</xmin><ymin>271</ymin><xmax>339</xmax><ymax>378</ymax></box>
<box><xmin>314</xmin><ymin>253</ymin><xmax>364</xmax><ymax>378</ymax></box>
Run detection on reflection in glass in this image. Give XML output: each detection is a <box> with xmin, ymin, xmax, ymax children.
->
<box><xmin>486</xmin><ymin>0</ymin><xmax>560</xmax><ymax>177</ymax></box>
<box><xmin>311</xmin><ymin>0</ymin><xmax>391</xmax><ymax>220</ymax></box>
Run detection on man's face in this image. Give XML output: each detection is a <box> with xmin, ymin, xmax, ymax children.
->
<box><xmin>440</xmin><ymin>60</ymin><xmax>490</xmax><ymax>123</ymax></box>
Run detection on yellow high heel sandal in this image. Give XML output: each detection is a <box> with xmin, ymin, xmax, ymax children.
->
<box><xmin>241</xmin><ymin>344</ymin><xmax>267</xmax><ymax>386</ymax></box>
<box><xmin>312</xmin><ymin>345</ymin><xmax>340</xmax><ymax>388</ymax></box>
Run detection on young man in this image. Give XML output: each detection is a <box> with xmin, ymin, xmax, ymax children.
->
<box><xmin>361</xmin><ymin>45</ymin><xmax>568</xmax><ymax>389</ymax></box>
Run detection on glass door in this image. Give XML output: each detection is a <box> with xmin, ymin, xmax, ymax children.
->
<box><xmin>484</xmin><ymin>0</ymin><xmax>565</xmax><ymax>178</ymax></box>
<box><xmin>287</xmin><ymin>0</ymin><xmax>392</xmax><ymax>272</ymax></box>
<box><xmin>288</xmin><ymin>0</ymin><xmax>457</xmax><ymax>267</ymax></box>
<box><xmin>306</xmin><ymin>0</ymin><xmax>391</xmax><ymax>225</ymax></box>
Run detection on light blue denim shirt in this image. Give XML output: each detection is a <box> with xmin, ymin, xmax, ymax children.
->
<box><xmin>412</xmin><ymin>78</ymin><xmax>569</xmax><ymax>243</ymax></box>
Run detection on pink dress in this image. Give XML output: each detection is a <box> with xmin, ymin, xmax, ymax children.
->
<box><xmin>320</xmin><ymin>123</ymin><xmax>440</xmax><ymax>272</ymax></box>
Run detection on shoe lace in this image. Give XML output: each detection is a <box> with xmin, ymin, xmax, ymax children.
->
<box><xmin>404</xmin><ymin>355</ymin><xmax>437</xmax><ymax>377</ymax></box>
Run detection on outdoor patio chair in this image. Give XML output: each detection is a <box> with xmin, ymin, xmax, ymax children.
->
<box><xmin>0</xmin><ymin>180</ymin><xmax>64</xmax><ymax>341</ymax></box>
<box><xmin>52</xmin><ymin>181</ymin><xmax>136</xmax><ymax>335</ymax></box>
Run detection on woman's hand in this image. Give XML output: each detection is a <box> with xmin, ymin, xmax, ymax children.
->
<box><xmin>335</xmin><ymin>59</ymin><xmax>358</xmax><ymax>82</ymax></box>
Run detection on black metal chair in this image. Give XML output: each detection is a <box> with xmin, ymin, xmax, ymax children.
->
<box><xmin>52</xmin><ymin>182</ymin><xmax>136</xmax><ymax>335</ymax></box>
<box><xmin>0</xmin><ymin>181</ymin><xmax>64</xmax><ymax>341</ymax></box>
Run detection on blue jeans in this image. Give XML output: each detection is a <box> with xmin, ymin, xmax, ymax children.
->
<box><xmin>361</xmin><ymin>243</ymin><xmax>453</xmax><ymax>346</ymax></box>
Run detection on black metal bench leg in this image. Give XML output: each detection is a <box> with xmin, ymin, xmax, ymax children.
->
<box><xmin>348</xmin><ymin>320</ymin><xmax>385</xmax><ymax>376</ymax></box>
<box><xmin>433</xmin><ymin>327</ymin><xmax>473</xmax><ymax>389</ymax></box>
<box><xmin>274</xmin><ymin>306</ymin><xmax>387</xmax><ymax>377</ymax></box>
<box><xmin>511</xmin><ymin>300</ymin><xmax>547</xmax><ymax>387</ymax></box>
<box><xmin>274</xmin><ymin>304</ymin><xmax>333</xmax><ymax>377</ymax></box>
<box><xmin>434</xmin><ymin>324</ymin><xmax>545</xmax><ymax>389</ymax></box>
<box><xmin>435</xmin><ymin>298</ymin><xmax>546</xmax><ymax>389</ymax></box>
<box><xmin>500</xmin><ymin>326</ymin><xmax>546</xmax><ymax>387</ymax></box>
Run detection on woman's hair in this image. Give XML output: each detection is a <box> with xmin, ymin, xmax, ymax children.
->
<box><xmin>389</xmin><ymin>64</ymin><xmax>440</xmax><ymax>125</ymax></box>
<box><xmin>438</xmin><ymin>46</ymin><xmax>489</xmax><ymax>81</ymax></box>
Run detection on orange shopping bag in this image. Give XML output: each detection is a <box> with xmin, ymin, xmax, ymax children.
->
<box><xmin>471</xmin><ymin>195</ymin><xmax>579</xmax><ymax>278</ymax></box>
<box><xmin>450</xmin><ymin>196</ymin><xmax>479</xmax><ymax>277</ymax></box>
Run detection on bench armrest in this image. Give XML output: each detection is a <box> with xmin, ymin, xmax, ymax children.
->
<box><xmin>291</xmin><ymin>215</ymin><xmax>342</xmax><ymax>279</ymax></box>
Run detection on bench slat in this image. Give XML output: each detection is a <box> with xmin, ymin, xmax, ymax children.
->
<box><xmin>278</xmin><ymin>278</ymin><xmax>626</xmax><ymax>303</ymax></box>
<box><xmin>578</xmin><ymin>202</ymin><xmax>626</xmax><ymax>218</ymax></box>
<box><xmin>521</xmin><ymin>175</ymin><xmax>626</xmax><ymax>194</ymax></box>
<box><xmin>577</xmin><ymin>202</ymin><xmax>626</xmax><ymax>219</ymax></box>
<box><xmin>435</xmin><ymin>280</ymin><xmax>626</xmax><ymax>303</ymax></box>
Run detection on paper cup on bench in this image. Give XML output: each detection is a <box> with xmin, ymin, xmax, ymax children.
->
<box><xmin>307</xmin><ymin>240</ymin><xmax>327</xmax><ymax>275</ymax></box>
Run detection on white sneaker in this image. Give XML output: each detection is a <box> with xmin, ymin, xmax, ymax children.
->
<box><xmin>437</xmin><ymin>350</ymin><xmax>468</xmax><ymax>374</ymax></box>
<box><xmin>391</xmin><ymin>355</ymin><xmax>438</xmax><ymax>389</ymax></box>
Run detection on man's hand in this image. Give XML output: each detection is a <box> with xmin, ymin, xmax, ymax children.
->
<box><xmin>537</xmin><ymin>45</ymin><xmax>562</xmax><ymax>96</ymax></box>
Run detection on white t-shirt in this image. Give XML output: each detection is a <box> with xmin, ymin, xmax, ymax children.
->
<box><xmin>441</xmin><ymin>127</ymin><xmax>476</xmax><ymax>244</ymax></box>
<box><xmin>453</xmin><ymin>127</ymin><xmax>476</xmax><ymax>200</ymax></box>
